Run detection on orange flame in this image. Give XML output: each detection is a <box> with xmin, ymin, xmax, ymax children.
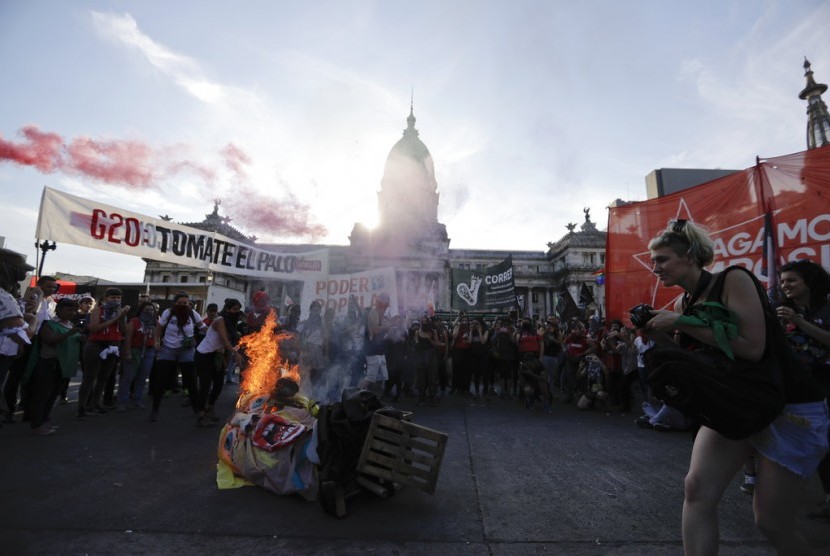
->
<box><xmin>237</xmin><ymin>310</ymin><xmax>300</xmax><ymax>404</ymax></box>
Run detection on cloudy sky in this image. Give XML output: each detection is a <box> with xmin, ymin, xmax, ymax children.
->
<box><xmin>1</xmin><ymin>0</ymin><xmax>828</xmax><ymax>282</ymax></box>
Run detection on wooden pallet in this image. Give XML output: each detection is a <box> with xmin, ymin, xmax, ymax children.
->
<box><xmin>356</xmin><ymin>413</ymin><xmax>448</xmax><ymax>495</ymax></box>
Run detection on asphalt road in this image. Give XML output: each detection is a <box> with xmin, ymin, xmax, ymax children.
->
<box><xmin>1</xmin><ymin>380</ymin><xmax>829</xmax><ymax>555</ymax></box>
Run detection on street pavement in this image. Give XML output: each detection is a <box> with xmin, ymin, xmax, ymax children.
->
<box><xmin>1</xmin><ymin>381</ymin><xmax>829</xmax><ymax>555</ymax></box>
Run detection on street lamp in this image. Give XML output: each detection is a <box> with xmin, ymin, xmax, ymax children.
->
<box><xmin>35</xmin><ymin>240</ymin><xmax>56</xmax><ymax>279</ymax></box>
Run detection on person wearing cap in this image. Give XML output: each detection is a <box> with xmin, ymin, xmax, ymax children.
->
<box><xmin>77</xmin><ymin>288</ymin><xmax>130</xmax><ymax>419</ymax></box>
<box><xmin>0</xmin><ymin>246</ymin><xmax>35</xmax><ymax>299</ymax></box>
<box><xmin>0</xmin><ymin>247</ymin><xmax>35</xmax><ymax>424</ymax></box>
<box><xmin>0</xmin><ymin>287</ymin><xmax>28</xmax><ymax>425</ymax></box>
<box><xmin>3</xmin><ymin>274</ymin><xmax>57</xmax><ymax>423</ymax></box>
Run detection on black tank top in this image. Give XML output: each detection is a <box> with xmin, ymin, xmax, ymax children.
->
<box><xmin>680</xmin><ymin>266</ymin><xmax>823</xmax><ymax>404</ymax></box>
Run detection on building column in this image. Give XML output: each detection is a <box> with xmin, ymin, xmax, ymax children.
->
<box><xmin>529</xmin><ymin>287</ymin><xmax>535</xmax><ymax>319</ymax></box>
<box><xmin>546</xmin><ymin>288</ymin><xmax>552</xmax><ymax>318</ymax></box>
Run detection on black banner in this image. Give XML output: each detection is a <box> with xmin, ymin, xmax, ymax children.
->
<box><xmin>451</xmin><ymin>256</ymin><xmax>515</xmax><ymax>310</ymax></box>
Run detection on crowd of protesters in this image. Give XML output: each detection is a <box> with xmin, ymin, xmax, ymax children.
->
<box><xmin>273</xmin><ymin>296</ymin><xmax>666</xmax><ymax>418</ymax></box>
<box><xmin>0</xmin><ymin>260</ymin><xmax>667</xmax><ymax>439</ymax></box>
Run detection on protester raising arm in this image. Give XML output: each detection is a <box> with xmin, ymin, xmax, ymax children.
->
<box><xmin>87</xmin><ymin>303</ymin><xmax>130</xmax><ymax>333</ymax></box>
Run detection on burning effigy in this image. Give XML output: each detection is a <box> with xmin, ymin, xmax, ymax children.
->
<box><xmin>216</xmin><ymin>312</ymin><xmax>320</xmax><ymax>500</ymax></box>
<box><xmin>215</xmin><ymin>310</ymin><xmax>449</xmax><ymax>516</ymax></box>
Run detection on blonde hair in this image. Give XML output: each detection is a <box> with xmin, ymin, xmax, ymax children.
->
<box><xmin>647</xmin><ymin>219</ymin><xmax>714</xmax><ymax>268</ymax></box>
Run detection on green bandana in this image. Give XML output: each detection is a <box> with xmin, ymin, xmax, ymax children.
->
<box><xmin>675</xmin><ymin>302</ymin><xmax>739</xmax><ymax>360</ymax></box>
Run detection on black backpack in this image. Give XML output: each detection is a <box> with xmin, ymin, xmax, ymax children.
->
<box><xmin>316</xmin><ymin>389</ymin><xmax>386</xmax><ymax>516</ymax></box>
<box><xmin>645</xmin><ymin>266</ymin><xmax>787</xmax><ymax>440</ymax></box>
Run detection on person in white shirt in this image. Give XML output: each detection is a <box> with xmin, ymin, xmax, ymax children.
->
<box><xmin>633</xmin><ymin>328</ymin><xmax>654</xmax><ymax>400</ymax></box>
<box><xmin>150</xmin><ymin>293</ymin><xmax>206</xmax><ymax>421</ymax></box>
<box><xmin>193</xmin><ymin>299</ymin><xmax>243</xmax><ymax>426</ymax></box>
<box><xmin>0</xmin><ymin>247</ymin><xmax>35</xmax><ymax>424</ymax></box>
<box><xmin>4</xmin><ymin>275</ymin><xmax>57</xmax><ymax>423</ymax></box>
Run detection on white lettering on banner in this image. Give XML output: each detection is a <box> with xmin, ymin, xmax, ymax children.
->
<box><xmin>710</xmin><ymin>244</ymin><xmax>830</xmax><ymax>280</ymax></box>
<box><xmin>778</xmin><ymin>216</ymin><xmax>830</xmax><ymax>245</ymax></box>
<box><xmin>700</xmin><ymin>214</ymin><xmax>830</xmax><ymax>283</ymax></box>
<box><xmin>485</xmin><ymin>268</ymin><xmax>513</xmax><ymax>285</ymax></box>
<box><xmin>36</xmin><ymin>187</ymin><xmax>329</xmax><ymax>280</ymax></box>
<box><xmin>711</xmin><ymin>215</ymin><xmax>830</xmax><ymax>259</ymax></box>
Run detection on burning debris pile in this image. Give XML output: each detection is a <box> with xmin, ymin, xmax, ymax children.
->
<box><xmin>217</xmin><ymin>312</ymin><xmax>320</xmax><ymax>499</ymax></box>
<box><xmin>216</xmin><ymin>311</ymin><xmax>449</xmax><ymax>516</ymax></box>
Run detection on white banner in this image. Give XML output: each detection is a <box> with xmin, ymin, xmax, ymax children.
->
<box><xmin>301</xmin><ymin>266</ymin><xmax>399</xmax><ymax>317</ymax></box>
<box><xmin>35</xmin><ymin>187</ymin><xmax>329</xmax><ymax>281</ymax></box>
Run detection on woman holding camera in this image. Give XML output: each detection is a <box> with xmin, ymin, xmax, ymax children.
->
<box><xmin>645</xmin><ymin>219</ymin><xmax>828</xmax><ymax>555</ymax></box>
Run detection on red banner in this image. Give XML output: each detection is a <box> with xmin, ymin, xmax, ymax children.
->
<box><xmin>606</xmin><ymin>145</ymin><xmax>830</xmax><ymax>322</ymax></box>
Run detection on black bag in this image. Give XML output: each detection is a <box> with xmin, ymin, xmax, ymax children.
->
<box><xmin>645</xmin><ymin>266</ymin><xmax>786</xmax><ymax>440</ymax></box>
<box><xmin>315</xmin><ymin>389</ymin><xmax>385</xmax><ymax>517</ymax></box>
<box><xmin>645</xmin><ymin>345</ymin><xmax>784</xmax><ymax>439</ymax></box>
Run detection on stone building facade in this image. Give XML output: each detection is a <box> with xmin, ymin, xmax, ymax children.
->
<box><xmin>143</xmin><ymin>109</ymin><xmax>606</xmax><ymax>318</ymax></box>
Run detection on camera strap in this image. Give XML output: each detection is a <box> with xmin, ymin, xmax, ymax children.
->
<box><xmin>682</xmin><ymin>270</ymin><xmax>713</xmax><ymax>313</ymax></box>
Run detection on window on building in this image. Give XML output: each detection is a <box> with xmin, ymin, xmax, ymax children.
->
<box><xmin>199</xmin><ymin>276</ymin><xmax>207</xmax><ymax>284</ymax></box>
<box><xmin>162</xmin><ymin>275</ymin><xmax>171</xmax><ymax>283</ymax></box>
<box><xmin>600</xmin><ymin>254</ymin><xmax>606</xmax><ymax>264</ymax></box>
<box><xmin>532</xmin><ymin>292</ymin><xmax>539</xmax><ymax>303</ymax></box>
<box><xmin>180</xmin><ymin>275</ymin><xmax>188</xmax><ymax>283</ymax></box>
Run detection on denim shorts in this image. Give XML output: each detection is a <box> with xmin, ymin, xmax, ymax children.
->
<box><xmin>157</xmin><ymin>344</ymin><xmax>195</xmax><ymax>364</ymax></box>
<box><xmin>749</xmin><ymin>401</ymin><xmax>830</xmax><ymax>477</ymax></box>
<box><xmin>364</xmin><ymin>354</ymin><xmax>388</xmax><ymax>382</ymax></box>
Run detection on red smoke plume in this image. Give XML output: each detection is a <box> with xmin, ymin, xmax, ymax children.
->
<box><xmin>224</xmin><ymin>186</ymin><xmax>327</xmax><ymax>241</ymax></box>
<box><xmin>2</xmin><ymin>125</ymin><xmax>327</xmax><ymax>240</ymax></box>
<box><xmin>221</xmin><ymin>142</ymin><xmax>251</xmax><ymax>181</ymax></box>
<box><xmin>65</xmin><ymin>136</ymin><xmax>155</xmax><ymax>188</ymax></box>
<box><xmin>0</xmin><ymin>126</ymin><xmax>63</xmax><ymax>172</ymax></box>
<box><xmin>0</xmin><ymin>125</ymin><xmax>214</xmax><ymax>190</ymax></box>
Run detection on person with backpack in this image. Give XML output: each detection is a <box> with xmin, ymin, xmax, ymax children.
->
<box><xmin>150</xmin><ymin>293</ymin><xmax>206</xmax><ymax>422</ymax></box>
<box><xmin>645</xmin><ymin>219</ymin><xmax>828</xmax><ymax>555</ymax></box>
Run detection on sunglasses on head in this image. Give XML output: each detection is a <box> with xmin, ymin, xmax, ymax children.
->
<box><xmin>670</xmin><ymin>219</ymin><xmax>687</xmax><ymax>233</ymax></box>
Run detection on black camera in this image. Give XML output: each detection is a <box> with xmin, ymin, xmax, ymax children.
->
<box><xmin>629</xmin><ymin>303</ymin><xmax>655</xmax><ymax>329</ymax></box>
